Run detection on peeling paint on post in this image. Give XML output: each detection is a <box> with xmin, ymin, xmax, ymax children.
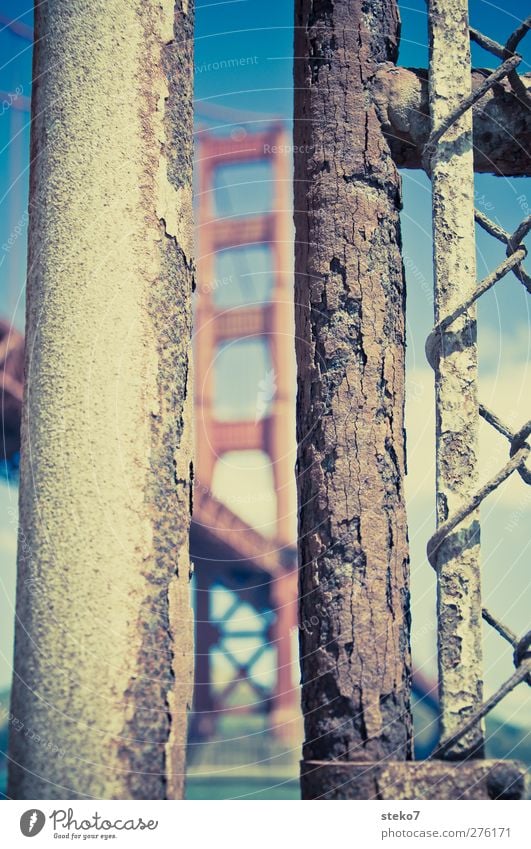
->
<box><xmin>294</xmin><ymin>0</ymin><xmax>412</xmax><ymax>795</ymax></box>
<box><xmin>428</xmin><ymin>0</ymin><xmax>484</xmax><ymax>758</ymax></box>
<box><xmin>8</xmin><ymin>0</ymin><xmax>195</xmax><ymax>799</ymax></box>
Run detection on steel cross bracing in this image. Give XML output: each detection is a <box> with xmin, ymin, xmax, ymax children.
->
<box><xmin>425</xmin><ymin>5</ymin><xmax>531</xmax><ymax>761</ymax></box>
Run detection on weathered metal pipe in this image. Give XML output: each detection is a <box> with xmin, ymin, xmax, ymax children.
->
<box><xmin>427</xmin><ymin>0</ymin><xmax>484</xmax><ymax>759</ymax></box>
<box><xmin>8</xmin><ymin>0</ymin><xmax>195</xmax><ymax>799</ymax></box>
<box><xmin>294</xmin><ymin>0</ymin><xmax>412</xmax><ymax>795</ymax></box>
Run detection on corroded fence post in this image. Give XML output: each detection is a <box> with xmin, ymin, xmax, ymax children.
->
<box><xmin>8</xmin><ymin>0</ymin><xmax>195</xmax><ymax>799</ymax></box>
<box><xmin>294</xmin><ymin>0</ymin><xmax>412</xmax><ymax>797</ymax></box>
<box><xmin>295</xmin><ymin>0</ymin><xmax>529</xmax><ymax>799</ymax></box>
<box><xmin>427</xmin><ymin>0</ymin><xmax>484</xmax><ymax>759</ymax></box>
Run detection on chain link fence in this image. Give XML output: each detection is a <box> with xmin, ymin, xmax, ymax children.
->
<box><xmin>425</xmin><ymin>4</ymin><xmax>531</xmax><ymax>760</ymax></box>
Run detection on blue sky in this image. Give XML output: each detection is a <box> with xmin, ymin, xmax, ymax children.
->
<box><xmin>0</xmin><ymin>0</ymin><xmax>530</xmax><ymax>734</ymax></box>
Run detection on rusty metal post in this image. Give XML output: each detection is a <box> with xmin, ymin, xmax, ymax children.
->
<box><xmin>294</xmin><ymin>0</ymin><xmax>529</xmax><ymax>801</ymax></box>
<box><xmin>427</xmin><ymin>0</ymin><xmax>484</xmax><ymax>759</ymax></box>
<box><xmin>294</xmin><ymin>0</ymin><xmax>412</xmax><ymax>797</ymax></box>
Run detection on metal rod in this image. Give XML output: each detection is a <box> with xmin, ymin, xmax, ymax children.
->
<box><xmin>425</xmin><ymin>250</ymin><xmax>525</xmax><ymax>368</ymax></box>
<box><xmin>8</xmin><ymin>0</ymin><xmax>195</xmax><ymax>800</ymax></box>
<box><xmin>294</xmin><ymin>0</ymin><xmax>412</xmax><ymax>787</ymax></box>
<box><xmin>431</xmin><ymin>662</ymin><xmax>531</xmax><ymax>760</ymax></box>
<box><xmin>427</xmin><ymin>444</ymin><xmax>529</xmax><ymax>567</ymax></box>
<box><xmin>423</xmin><ymin>54</ymin><xmax>521</xmax><ymax>168</ymax></box>
<box><xmin>428</xmin><ymin>0</ymin><xmax>484</xmax><ymax>759</ymax></box>
<box><xmin>0</xmin><ymin>13</ymin><xmax>33</xmax><ymax>41</ymax></box>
